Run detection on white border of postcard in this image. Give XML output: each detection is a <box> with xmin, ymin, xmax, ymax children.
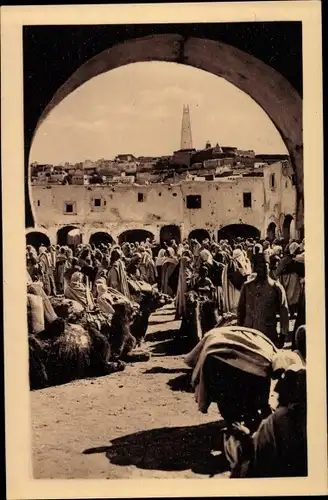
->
<box><xmin>1</xmin><ymin>1</ymin><xmax>327</xmax><ymax>498</ymax></box>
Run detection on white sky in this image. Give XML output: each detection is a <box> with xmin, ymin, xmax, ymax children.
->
<box><xmin>30</xmin><ymin>61</ymin><xmax>288</xmax><ymax>164</ymax></box>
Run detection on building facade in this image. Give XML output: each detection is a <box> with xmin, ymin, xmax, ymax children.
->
<box><xmin>27</xmin><ymin>161</ymin><xmax>297</xmax><ymax>247</ymax></box>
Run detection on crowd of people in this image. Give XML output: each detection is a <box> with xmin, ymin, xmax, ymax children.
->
<box><xmin>26</xmin><ymin>231</ymin><xmax>307</xmax><ymax>478</ymax></box>
<box><xmin>26</xmin><ymin>234</ymin><xmax>305</xmax><ymax>342</ymax></box>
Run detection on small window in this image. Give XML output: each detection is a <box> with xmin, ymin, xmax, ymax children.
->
<box><xmin>158</xmin><ymin>192</ymin><xmax>162</xmax><ymax>196</ymax></box>
<box><xmin>243</xmin><ymin>192</ymin><xmax>252</xmax><ymax>208</ymax></box>
<box><xmin>94</xmin><ymin>198</ymin><xmax>101</xmax><ymax>207</ymax></box>
<box><xmin>138</xmin><ymin>192</ymin><xmax>144</xmax><ymax>202</ymax></box>
<box><xmin>65</xmin><ymin>203</ymin><xmax>73</xmax><ymax>213</ymax></box>
<box><xmin>37</xmin><ymin>200</ymin><xmax>40</xmax><ymax>207</ymax></box>
<box><xmin>64</xmin><ymin>202</ymin><xmax>76</xmax><ymax>214</ymax></box>
<box><xmin>270</xmin><ymin>173</ymin><xmax>276</xmax><ymax>189</ymax></box>
<box><xmin>173</xmin><ymin>193</ymin><xmax>177</xmax><ymax>197</ymax></box>
<box><xmin>285</xmin><ymin>180</ymin><xmax>288</xmax><ymax>189</ymax></box>
<box><xmin>186</xmin><ymin>195</ymin><xmax>202</xmax><ymax>209</ymax></box>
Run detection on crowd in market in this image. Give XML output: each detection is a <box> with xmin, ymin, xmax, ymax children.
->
<box><xmin>26</xmin><ymin>234</ymin><xmax>305</xmax><ymax>347</ymax></box>
<box><xmin>26</xmin><ymin>232</ymin><xmax>307</xmax><ymax>478</ymax></box>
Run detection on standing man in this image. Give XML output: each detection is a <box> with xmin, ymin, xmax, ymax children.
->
<box><xmin>39</xmin><ymin>245</ymin><xmax>57</xmax><ymax>296</ymax></box>
<box><xmin>237</xmin><ymin>253</ymin><xmax>289</xmax><ymax>347</ymax></box>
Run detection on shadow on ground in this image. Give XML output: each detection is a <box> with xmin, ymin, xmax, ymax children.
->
<box><xmin>146</xmin><ymin>329</ymin><xmax>179</xmax><ymax>343</ymax></box>
<box><xmin>148</xmin><ymin>318</ymin><xmax>176</xmax><ymax>326</ymax></box>
<box><xmin>167</xmin><ymin>372</ymin><xmax>193</xmax><ymax>392</ymax></box>
<box><xmin>143</xmin><ymin>366</ymin><xmax>190</xmax><ymax>375</ymax></box>
<box><xmin>150</xmin><ymin>335</ymin><xmax>196</xmax><ymax>356</ymax></box>
<box><xmin>83</xmin><ymin>421</ymin><xmax>229</xmax><ymax>476</ymax></box>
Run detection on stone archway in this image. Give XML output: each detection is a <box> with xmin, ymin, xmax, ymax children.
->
<box><xmin>26</xmin><ymin>231</ymin><xmax>50</xmax><ymax>250</ymax></box>
<box><xmin>282</xmin><ymin>214</ymin><xmax>295</xmax><ymax>243</ymax></box>
<box><xmin>267</xmin><ymin>222</ymin><xmax>277</xmax><ymax>242</ymax></box>
<box><xmin>217</xmin><ymin>224</ymin><xmax>260</xmax><ymax>242</ymax></box>
<box><xmin>160</xmin><ymin>224</ymin><xmax>181</xmax><ymax>244</ymax></box>
<box><xmin>118</xmin><ymin>229</ymin><xmax>154</xmax><ymax>245</ymax></box>
<box><xmin>89</xmin><ymin>231</ymin><xmax>114</xmax><ymax>247</ymax></box>
<box><xmin>30</xmin><ymin>34</ymin><xmax>303</xmax><ymax>231</ymax></box>
<box><xmin>188</xmin><ymin>228</ymin><xmax>211</xmax><ymax>243</ymax></box>
<box><xmin>57</xmin><ymin>225</ymin><xmax>82</xmax><ymax>246</ymax></box>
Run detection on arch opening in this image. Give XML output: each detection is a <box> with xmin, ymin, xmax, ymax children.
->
<box><xmin>118</xmin><ymin>229</ymin><xmax>154</xmax><ymax>245</ymax></box>
<box><xmin>267</xmin><ymin>222</ymin><xmax>277</xmax><ymax>242</ymax></box>
<box><xmin>89</xmin><ymin>231</ymin><xmax>114</xmax><ymax>247</ymax></box>
<box><xmin>217</xmin><ymin>224</ymin><xmax>260</xmax><ymax>243</ymax></box>
<box><xmin>160</xmin><ymin>225</ymin><xmax>181</xmax><ymax>245</ymax></box>
<box><xmin>57</xmin><ymin>226</ymin><xmax>82</xmax><ymax>247</ymax></box>
<box><xmin>188</xmin><ymin>228</ymin><xmax>211</xmax><ymax>243</ymax></box>
<box><xmin>282</xmin><ymin>214</ymin><xmax>294</xmax><ymax>243</ymax></box>
<box><xmin>27</xmin><ymin>34</ymin><xmax>302</xmax><ymax>231</ymax></box>
<box><xmin>26</xmin><ymin>231</ymin><xmax>50</xmax><ymax>250</ymax></box>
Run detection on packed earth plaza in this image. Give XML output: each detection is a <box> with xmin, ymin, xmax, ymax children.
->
<box><xmin>27</xmin><ymin>230</ymin><xmax>306</xmax><ymax>479</ymax></box>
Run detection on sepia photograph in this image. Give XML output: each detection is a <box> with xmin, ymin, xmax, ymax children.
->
<box><xmin>2</xmin><ymin>2</ymin><xmax>326</xmax><ymax>499</ymax></box>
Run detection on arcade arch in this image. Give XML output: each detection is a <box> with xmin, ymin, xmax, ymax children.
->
<box><xmin>217</xmin><ymin>224</ymin><xmax>260</xmax><ymax>242</ymax></box>
<box><xmin>57</xmin><ymin>225</ymin><xmax>82</xmax><ymax>246</ymax></box>
<box><xmin>267</xmin><ymin>222</ymin><xmax>277</xmax><ymax>242</ymax></box>
<box><xmin>188</xmin><ymin>229</ymin><xmax>211</xmax><ymax>243</ymax></box>
<box><xmin>160</xmin><ymin>225</ymin><xmax>181</xmax><ymax>245</ymax></box>
<box><xmin>26</xmin><ymin>231</ymin><xmax>50</xmax><ymax>249</ymax></box>
<box><xmin>282</xmin><ymin>214</ymin><xmax>295</xmax><ymax>242</ymax></box>
<box><xmin>118</xmin><ymin>229</ymin><xmax>154</xmax><ymax>245</ymax></box>
<box><xmin>89</xmin><ymin>231</ymin><xmax>114</xmax><ymax>247</ymax></box>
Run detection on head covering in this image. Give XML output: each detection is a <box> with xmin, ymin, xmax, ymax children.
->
<box><xmin>288</xmin><ymin>241</ymin><xmax>300</xmax><ymax>256</ymax></box>
<box><xmin>271</xmin><ymin>350</ymin><xmax>302</xmax><ymax>379</ymax></box>
<box><xmin>200</xmin><ymin>249</ymin><xmax>213</xmax><ymax>265</ymax></box>
<box><xmin>110</xmin><ymin>248</ymin><xmax>122</xmax><ymax>263</ymax></box>
<box><xmin>166</xmin><ymin>247</ymin><xmax>176</xmax><ymax>259</ymax></box>
<box><xmin>131</xmin><ymin>252</ymin><xmax>142</xmax><ymax>263</ymax></box>
<box><xmin>71</xmin><ymin>271</ymin><xmax>84</xmax><ymax>284</ymax></box>
<box><xmin>253</xmin><ymin>243</ymin><xmax>263</xmax><ymax>255</ymax></box>
<box><xmin>271</xmin><ymin>244</ymin><xmax>283</xmax><ymax>256</ymax></box>
<box><xmin>96</xmin><ymin>281</ymin><xmax>108</xmax><ymax>296</ymax></box>
<box><xmin>232</xmin><ymin>248</ymin><xmax>243</xmax><ymax>260</ymax></box>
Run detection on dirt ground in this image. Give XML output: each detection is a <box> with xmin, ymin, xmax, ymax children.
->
<box><xmin>31</xmin><ymin>303</ymin><xmax>280</xmax><ymax>479</ymax></box>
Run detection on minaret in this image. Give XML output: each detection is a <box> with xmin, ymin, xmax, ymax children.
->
<box><xmin>180</xmin><ymin>104</ymin><xmax>193</xmax><ymax>150</ymax></box>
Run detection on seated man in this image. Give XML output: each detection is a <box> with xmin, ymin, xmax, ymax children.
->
<box><xmin>27</xmin><ymin>272</ymin><xmax>61</xmax><ymax>335</ymax></box>
<box><xmin>64</xmin><ymin>271</ymin><xmax>95</xmax><ymax>310</ymax></box>
<box><xmin>225</xmin><ymin>361</ymin><xmax>307</xmax><ymax>478</ymax></box>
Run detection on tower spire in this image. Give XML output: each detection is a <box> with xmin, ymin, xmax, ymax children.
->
<box><xmin>180</xmin><ymin>104</ymin><xmax>193</xmax><ymax>150</ymax></box>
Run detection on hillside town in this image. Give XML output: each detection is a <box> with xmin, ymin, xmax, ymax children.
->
<box><xmin>30</xmin><ymin>145</ymin><xmax>290</xmax><ymax>187</ymax></box>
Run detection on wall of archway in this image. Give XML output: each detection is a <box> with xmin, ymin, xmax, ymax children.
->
<box><xmin>31</xmin><ymin>34</ymin><xmax>303</xmax><ymax>231</ymax></box>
